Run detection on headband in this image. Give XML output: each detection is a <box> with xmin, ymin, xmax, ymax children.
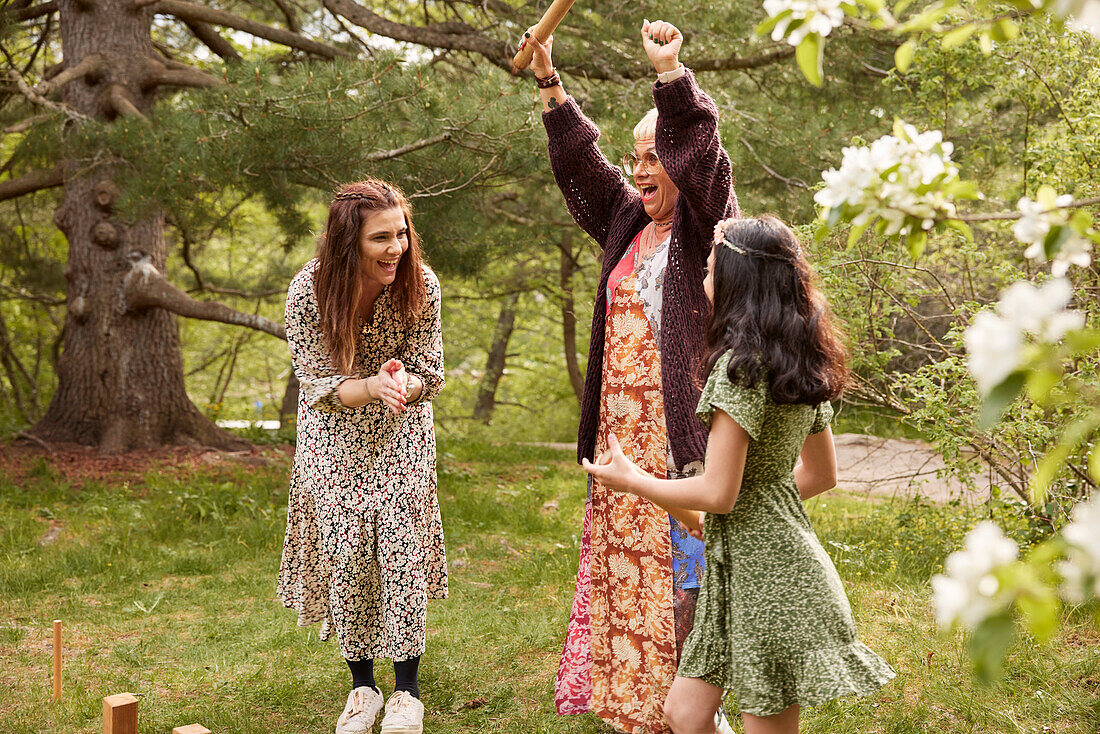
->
<box><xmin>712</xmin><ymin>217</ymin><xmax>801</xmax><ymax>262</ymax></box>
<box><xmin>333</xmin><ymin>186</ymin><xmax>392</xmax><ymax>202</ymax></box>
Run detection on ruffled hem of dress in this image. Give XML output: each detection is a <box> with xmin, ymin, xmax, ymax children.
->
<box><xmin>679</xmin><ymin>640</ymin><xmax>895</xmax><ymax>717</ymax></box>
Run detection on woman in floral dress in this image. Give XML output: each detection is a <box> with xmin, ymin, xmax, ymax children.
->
<box><xmin>277</xmin><ymin>179</ymin><xmax>445</xmax><ymax>734</ymax></box>
<box><xmin>517</xmin><ymin>18</ymin><xmax>738</xmax><ymax>734</ymax></box>
<box><xmin>584</xmin><ymin>216</ymin><xmax>895</xmax><ymax>734</ymax></box>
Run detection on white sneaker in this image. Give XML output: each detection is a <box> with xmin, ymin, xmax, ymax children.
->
<box><xmin>716</xmin><ymin>708</ymin><xmax>735</xmax><ymax>734</ymax></box>
<box><xmin>379</xmin><ymin>690</ymin><xmax>424</xmax><ymax>734</ymax></box>
<box><xmin>335</xmin><ymin>686</ymin><xmax>384</xmax><ymax>734</ymax></box>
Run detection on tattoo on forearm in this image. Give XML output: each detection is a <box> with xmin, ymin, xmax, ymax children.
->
<box><xmin>548</xmin><ymin>96</ymin><xmax>558</xmax><ymax>109</ymax></box>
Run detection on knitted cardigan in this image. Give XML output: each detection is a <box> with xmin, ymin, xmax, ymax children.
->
<box><xmin>543</xmin><ymin>69</ymin><xmax>739</xmax><ymax>469</ymax></box>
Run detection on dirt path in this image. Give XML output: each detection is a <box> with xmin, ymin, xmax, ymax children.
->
<box><xmin>831</xmin><ymin>433</ymin><xmax>990</xmax><ymax>504</ymax></box>
<box><xmin>527</xmin><ymin>434</ymin><xmax>992</xmax><ymax>505</ymax></box>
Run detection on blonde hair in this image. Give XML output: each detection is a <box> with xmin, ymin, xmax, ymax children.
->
<box><xmin>633</xmin><ymin>108</ymin><xmax>658</xmax><ymax>141</ymax></box>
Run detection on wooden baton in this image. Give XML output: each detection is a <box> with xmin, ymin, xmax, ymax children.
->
<box><xmin>511</xmin><ymin>0</ymin><xmax>577</xmax><ymax>73</ymax></box>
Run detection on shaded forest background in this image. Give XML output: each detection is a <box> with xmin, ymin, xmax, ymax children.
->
<box><xmin>0</xmin><ymin>0</ymin><xmax>1096</xmax><ymax>510</ymax></box>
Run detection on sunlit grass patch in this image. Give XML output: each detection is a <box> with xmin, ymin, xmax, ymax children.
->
<box><xmin>0</xmin><ymin>441</ymin><xmax>1096</xmax><ymax>733</ymax></box>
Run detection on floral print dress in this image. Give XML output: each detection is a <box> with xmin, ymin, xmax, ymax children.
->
<box><xmin>555</xmin><ymin>232</ymin><xmax>707</xmax><ymax>734</ymax></box>
<box><xmin>679</xmin><ymin>352</ymin><xmax>895</xmax><ymax>715</ymax></box>
<box><xmin>277</xmin><ymin>259</ymin><xmax>447</xmax><ymax>663</ymax></box>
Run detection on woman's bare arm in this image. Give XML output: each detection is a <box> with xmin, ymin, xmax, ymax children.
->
<box><xmin>795</xmin><ymin>427</ymin><xmax>838</xmax><ymax>500</ymax></box>
<box><xmin>584</xmin><ymin>410</ymin><xmax>749</xmax><ymax>514</ymax></box>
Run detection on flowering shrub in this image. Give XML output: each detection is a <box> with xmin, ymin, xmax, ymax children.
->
<box><xmin>795</xmin><ymin>0</ymin><xmax>1100</xmax><ymax>679</ymax></box>
<box><xmin>756</xmin><ymin>0</ymin><xmax>1100</xmax><ymax>85</ymax></box>
<box><xmin>931</xmin><ymin>522</ymin><xmax>1018</xmax><ymax>629</ymax></box>
<box><xmin>813</xmin><ymin>120</ymin><xmax>977</xmax><ymax>255</ymax></box>
<box><xmin>1014</xmin><ymin>186</ymin><xmax>1096</xmax><ymax>277</ymax></box>
<box><xmin>963</xmin><ymin>279</ymin><xmax>1084</xmax><ymax>395</ymax></box>
<box><xmin>1058</xmin><ymin>494</ymin><xmax>1100</xmax><ymax>604</ymax></box>
<box><xmin>761</xmin><ymin>0</ymin><xmax>849</xmax><ymax>46</ymax></box>
<box><xmin>928</xmin><ymin>497</ymin><xmax>1100</xmax><ymax>681</ymax></box>
<box><xmin>1055</xmin><ymin>0</ymin><xmax>1100</xmax><ymax>32</ymax></box>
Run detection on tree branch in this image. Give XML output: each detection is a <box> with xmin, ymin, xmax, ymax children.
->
<box><xmin>106</xmin><ymin>84</ymin><xmax>147</xmax><ymax>120</ymax></box>
<box><xmin>323</xmin><ymin>0</ymin><xmax>514</xmax><ymax>73</ymax></box>
<box><xmin>6</xmin><ymin>68</ymin><xmax>88</xmax><ymax>121</ymax></box>
<box><xmin>0</xmin><ymin>282</ymin><xmax>65</xmax><ymax>306</ymax></box>
<box><xmin>4</xmin><ymin>112</ymin><xmax>52</xmax><ymax>134</ymax></box>
<box><xmin>739</xmin><ymin>136</ymin><xmax>810</xmax><ymax>190</ymax></box>
<box><xmin>0</xmin><ymin>166</ymin><xmax>62</xmax><ymax>202</ymax></box>
<box><xmin>324</xmin><ymin>0</ymin><xmax>797</xmax><ymax>80</ymax></box>
<box><xmin>691</xmin><ymin>46</ymin><xmax>796</xmax><ymax>72</ymax></box>
<box><xmin>270</xmin><ymin>0</ymin><xmax>300</xmax><ymax>33</ymax></box>
<box><xmin>35</xmin><ymin>53</ymin><xmax>104</xmax><ymax>97</ymax></box>
<box><xmin>125</xmin><ymin>255</ymin><xmax>287</xmax><ymax>340</ymax></box>
<box><xmin>142</xmin><ymin>57</ymin><xmax>223</xmax><ymax>89</ymax></box>
<box><xmin>151</xmin><ymin>0</ymin><xmax>348</xmax><ymax>59</ymax></box>
<box><xmin>7</xmin><ymin>1</ymin><xmax>57</xmax><ymax>21</ymax></box>
<box><xmin>364</xmin><ymin>132</ymin><xmax>452</xmax><ymax>162</ymax></box>
<box><xmin>181</xmin><ymin>18</ymin><xmax>242</xmax><ymax>63</ymax></box>
<box><xmin>955</xmin><ymin>195</ymin><xmax>1100</xmax><ymax>223</ymax></box>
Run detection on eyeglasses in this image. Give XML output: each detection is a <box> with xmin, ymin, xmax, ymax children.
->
<box><xmin>621</xmin><ymin>150</ymin><xmax>662</xmax><ymax>176</ymax></box>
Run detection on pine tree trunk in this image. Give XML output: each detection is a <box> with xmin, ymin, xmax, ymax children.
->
<box><xmin>559</xmin><ymin>230</ymin><xmax>584</xmax><ymax>404</ymax></box>
<box><xmin>472</xmin><ymin>292</ymin><xmax>520</xmax><ymax>424</ymax></box>
<box><xmin>30</xmin><ymin>0</ymin><xmax>246</xmax><ymax>453</ymax></box>
<box><xmin>279</xmin><ymin>368</ymin><xmax>299</xmax><ymax>429</ymax></box>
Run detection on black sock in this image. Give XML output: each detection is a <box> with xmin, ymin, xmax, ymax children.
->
<box><xmin>346</xmin><ymin>658</ymin><xmax>376</xmax><ymax>692</ymax></box>
<box><xmin>393</xmin><ymin>656</ymin><xmax>420</xmax><ymax>699</ymax></box>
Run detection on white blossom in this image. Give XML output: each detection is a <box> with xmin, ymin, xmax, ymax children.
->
<box><xmin>763</xmin><ymin>0</ymin><xmax>847</xmax><ymax>46</ymax></box>
<box><xmin>964</xmin><ymin>311</ymin><xmax>1024</xmax><ymax>394</ymax></box>
<box><xmin>997</xmin><ymin>278</ymin><xmax>1084</xmax><ymax>341</ymax></box>
<box><xmin>964</xmin><ymin>278</ymin><xmax>1085</xmax><ymax>394</ymax></box>
<box><xmin>1055</xmin><ymin>0</ymin><xmax>1100</xmax><ymax>36</ymax></box>
<box><xmin>1051</xmin><ymin>237</ymin><xmax>1094</xmax><ymax>277</ymax></box>
<box><xmin>932</xmin><ymin>522</ymin><xmax>1019</xmax><ymax>630</ymax></box>
<box><xmin>1058</xmin><ymin>494</ymin><xmax>1100</xmax><ymax>605</ymax></box>
<box><xmin>815</xmin><ymin>122</ymin><xmax>961</xmax><ymax>236</ymax></box>
<box><xmin>1014</xmin><ymin>194</ymin><xmax>1092</xmax><ymax>277</ymax></box>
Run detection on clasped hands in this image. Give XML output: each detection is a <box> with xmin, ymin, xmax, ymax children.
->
<box><xmin>368</xmin><ymin>358</ymin><xmax>412</xmax><ymax>414</ymax></box>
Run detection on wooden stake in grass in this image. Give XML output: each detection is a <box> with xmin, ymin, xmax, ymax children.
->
<box><xmin>172</xmin><ymin>725</ymin><xmax>212</xmax><ymax>734</ymax></box>
<box><xmin>102</xmin><ymin>693</ymin><xmax>138</xmax><ymax>734</ymax></box>
<box><xmin>51</xmin><ymin>619</ymin><xmax>61</xmax><ymax>703</ymax></box>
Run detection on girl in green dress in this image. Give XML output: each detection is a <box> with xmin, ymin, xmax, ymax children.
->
<box><xmin>583</xmin><ymin>216</ymin><xmax>894</xmax><ymax>734</ymax></box>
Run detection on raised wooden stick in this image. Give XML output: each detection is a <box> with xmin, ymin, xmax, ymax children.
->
<box><xmin>52</xmin><ymin>619</ymin><xmax>61</xmax><ymax>702</ymax></box>
<box><xmin>102</xmin><ymin>692</ymin><xmax>138</xmax><ymax>734</ymax></box>
<box><xmin>511</xmin><ymin>0</ymin><xmax>577</xmax><ymax>73</ymax></box>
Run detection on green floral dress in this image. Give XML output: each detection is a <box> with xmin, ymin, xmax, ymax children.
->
<box><xmin>677</xmin><ymin>353</ymin><xmax>895</xmax><ymax>716</ymax></box>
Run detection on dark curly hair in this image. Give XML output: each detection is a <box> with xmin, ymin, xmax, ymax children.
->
<box><xmin>701</xmin><ymin>216</ymin><xmax>847</xmax><ymax>405</ymax></box>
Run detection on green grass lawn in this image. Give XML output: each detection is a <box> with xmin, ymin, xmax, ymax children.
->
<box><xmin>1</xmin><ymin>441</ymin><xmax>1097</xmax><ymax>733</ymax></box>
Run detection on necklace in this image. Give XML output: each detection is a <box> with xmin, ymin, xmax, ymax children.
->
<box><xmin>637</xmin><ymin>220</ymin><xmax>670</xmax><ymax>262</ymax></box>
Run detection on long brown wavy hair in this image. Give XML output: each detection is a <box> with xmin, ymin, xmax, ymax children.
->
<box><xmin>702</xmin><ymin>216</ymin><xmax>847</xmax><ymax>404</ymax></box>
<box><xmin>313</xmin><ymin>179</ymin><xmax>426</xmax><ymax>374</ymax></box>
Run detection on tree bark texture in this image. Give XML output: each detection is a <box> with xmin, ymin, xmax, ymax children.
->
<box><xmin>279</xmin><ymin>368</ymin><xmax>299</xmax><ymax>428</ymax></box>
<box><xmin>472</xmin><ymin>292</ymin><xmax>519</xmax><ymax>424</ymax></box>
<box><xmin>32</xmin><ymin>0</ymin><xmax>246</xmax><ymax>452</ymax></box>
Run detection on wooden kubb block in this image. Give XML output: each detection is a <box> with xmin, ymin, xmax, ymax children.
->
<box><xmin>102</xmin><ymin>693</ymin><xmax>138</xmax><ymax>734</ymax></box>
<box><xmin>173</xmin><ymin>725</ymin><xmax>212</xmax><ymax>734</ymax></box>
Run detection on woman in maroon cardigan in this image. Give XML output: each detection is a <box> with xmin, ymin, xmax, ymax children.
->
<box><xmin>519</xmin><ymin>19</ymin><xmax>739</xmax><ymax>734</ymax></box>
